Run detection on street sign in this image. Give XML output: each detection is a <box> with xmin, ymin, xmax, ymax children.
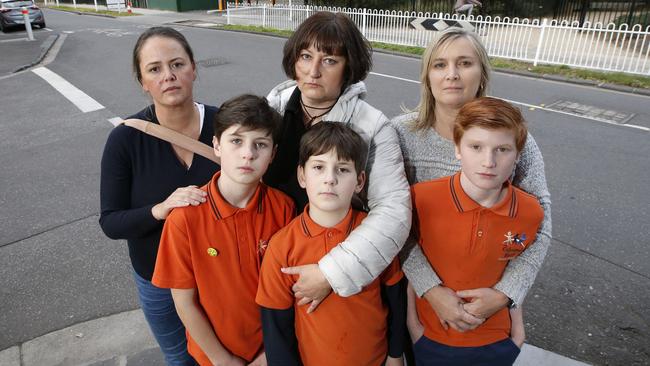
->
<box><xmin>409</xmin><ymin>17</ymin><xmax>474</xmax><ymax>32</ymax></box>
<box><xmin>107</xmin><ymin>0</ymin><xmax>125</xmax><ymax>12</ymax></box>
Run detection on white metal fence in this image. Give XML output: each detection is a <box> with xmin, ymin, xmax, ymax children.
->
<box><xmin>224</xmin><ymin>3</ymin><xmax>650</xmax><ymax>75</ymax></box>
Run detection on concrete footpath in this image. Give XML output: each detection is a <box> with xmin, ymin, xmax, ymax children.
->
<box><xmin>0</xmin><ymin>6</ymin><xmax>594</xmax><ymax>366</ymax></box>
<box><xmin>0</xmin><ymin>308</ymin><xmax>591</xmax><ymax>366</ymax></box>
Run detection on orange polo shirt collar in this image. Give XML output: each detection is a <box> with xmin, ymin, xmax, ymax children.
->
<box><xmin>299</xmin><ymin>205</ymin><xmax>356</xmax><ymax>238</ymax></box>
<box><xmin>206</xmin><ymin>171</ymin><xmax>265</xmax><ymax>221</ymax></box>
<box><xmin>449</xmin><ymin>172</ymin><xmax>518</xmax><ymax>218</ymax></box>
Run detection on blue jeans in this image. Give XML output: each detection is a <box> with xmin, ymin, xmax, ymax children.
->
<box><xmin>133</xmin><ymin>271</ymin><xmax>197</xmax><ymax>366</ymax></box>
<box><xmin>414</xmin><ymin>336</ymin><xmax>521</xmax><ymax>366</ymax></box>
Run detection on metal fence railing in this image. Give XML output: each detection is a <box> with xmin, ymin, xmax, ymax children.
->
<box><xmin>223</xmin><ymin>3</ymin><xmax>650</xmax><ymax>75</ymax></box>
<box><xmin>305</xmin><ymin>0</ymin><xmax>650</xmax><ymax>26</ymax></box>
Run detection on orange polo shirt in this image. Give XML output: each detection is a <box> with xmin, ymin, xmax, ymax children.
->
<box><xmin>256</xmin><ymin>207</ymin><xmax>403</xmax><ymax>366</ymax></box>
<box><xmin>412</xmin><ymin>173</ymin><xmax>543</xmax><ymax>347</ymax></box>
<box><xmin>152</xmin><ymin>171</ymin><xmax>295</xmax><ymax>365</ymax></box>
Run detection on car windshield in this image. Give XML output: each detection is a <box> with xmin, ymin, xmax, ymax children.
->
<box><xmin>1</xmin><ymin>0</ymin><xmax>34</xmax><ymax>8</ymax></box>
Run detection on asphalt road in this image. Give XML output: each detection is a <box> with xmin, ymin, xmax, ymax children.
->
<box><xmin>1</xmin><ymin>8</ymin><xmax>648</xmax><ymax>366</ymax></box>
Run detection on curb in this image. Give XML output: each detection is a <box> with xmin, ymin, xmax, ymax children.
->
<box><xmin>0</xmin><ymin>309</ymin><xmax>592</xmax><ymax>366</ymax></box>
<box><xmin>492</xmin><ymin>66</ymin><xmax>650</xmax><ymax>96</ymax></box>
<box><xmin>44</xmin><ymin>7</ymin><xmax>118</xmax><ymax>18</ymax></box>
<box><xmin>170</xmin><ymin>20</ymin><xmax>293</xmax><ymax>40</ymax></box>
<box><xmin>13</xmin><ymin>33</ymin><xmax>59</xmax><ymax>73</ymax></box>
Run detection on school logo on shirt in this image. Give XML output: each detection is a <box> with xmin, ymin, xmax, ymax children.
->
<box><xmin>258</xmin><ymin>239</ymin><xmax>269</xmax><ymax>257</ymax></box>
<box><xmin>499</xmin><ymin>231</ymin><xmax>527</xmax><ymax>260</ymax></box>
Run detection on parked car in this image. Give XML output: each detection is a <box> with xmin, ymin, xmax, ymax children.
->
<box><xmin>0</xmin><ymin>0</ymin><xmax>45</xmax><ymax>32</ymax></box>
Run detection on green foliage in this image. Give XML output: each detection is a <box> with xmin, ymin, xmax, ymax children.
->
<box><xmin>222</xmin><ymin>24</ymin><xmax>294</xmax><ymax>37</ymax></box>
<box><xmin>614</xmin><ymin>11</ymin><xmax>650</xmax><ymax>28</ymax></box>
<box><xmin>47</xmin><ymin>5</ymin><xmax>139</xmax><ymax>16</ymax></box>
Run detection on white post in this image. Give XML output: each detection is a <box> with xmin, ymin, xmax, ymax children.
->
<box><xmin>22</xmin><ymin>7</ymin><xmax>34</xmax><ymax>40</ymax></box>
<box><xmin>55</xmin><ymin>0</ymin><xmax>59</xmax><ymax>6</ymax></box>
<box><xmin>362</xmin><ymin>7</ymin><xmax>366</xmax><ymax>36</ymax></box>
<box><xmin>262</xmin><ymin>4</ymin><xmax>266</xmax><ymax>27</ymax></box>
<box><xmin>533</xmin><ymin>18</ymin><xmax>548</xmax><ymax>66</ymax></box>
<box><xmin>94</xmin><ymin>0</ymin><xmax>98</xmax><ymax>11</ymax></box>
<box><xmin>289</xmin><ymin>0</ymin><xmax>292</xmax><ymax>21</ymax></box>
<box><xmin>72</xmin><ymin>0</ymin><xmax>77</xmax><ymax>8</ymax></box>
<box><xmin>226</xmin><ymin>5</ymin><xmax>230</xmax><ymax>25</ymax></box>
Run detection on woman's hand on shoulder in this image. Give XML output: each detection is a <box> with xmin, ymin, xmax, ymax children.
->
<box><xmin>281</xmin><ymin>264</ymin><xmax>332</xmax><ymax>313</ymax></box>
<box><xmin>151</xmin><ymin>185</ymin><xmax>207</xmax><ymax>220</ymax></box>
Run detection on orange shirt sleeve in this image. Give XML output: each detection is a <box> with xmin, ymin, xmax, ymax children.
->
<box><xmin>152</xmin><ymin>209</ymin><xmax>196</xmax><ymax>289</ymax></box>
<box><xmin>256</xmin><ymin>232</ymin><xmax>295</xmax><ymax>310</ymax></box>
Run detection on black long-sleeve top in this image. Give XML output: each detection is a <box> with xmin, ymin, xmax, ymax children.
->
<box><xmin>99</xmin><ymin>104</ymin><xmax>220</xmax><ymax>281</ymax></box>
<box><xmin>263</xmin><ymin>88</ymin><xmax>309</xmax><ymax>211</ymax></box>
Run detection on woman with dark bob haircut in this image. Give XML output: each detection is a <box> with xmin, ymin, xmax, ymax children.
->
<box><xmin>100</xmin><ymin>27</ymin><xmax>220</xmax><ymax>365</ymax></box>
<box><xmin>262</xmin><ymin>11</ymin><xmax>410</xmax><ymax>361</ymax></box>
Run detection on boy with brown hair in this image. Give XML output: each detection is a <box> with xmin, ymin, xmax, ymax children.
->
<box><xmin>256</xmin><ymin>122</ymin><xmax>406</xmax><ymax>366</ymax></box>
<box><xmin>152</xmin><ymin>94</ymin><xmax>295</xmax><ymax>366</ymax></box>
<box><xmin>409</xmin><ymin>97</ymin><xmax>543</xmax><ymax>365</ymax></box>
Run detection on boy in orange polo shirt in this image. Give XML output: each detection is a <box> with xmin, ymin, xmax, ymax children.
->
<box><xmin>256</xmin><ymin>122</ymin><xmax>406</xmax><ymax>366</ymax></box>
<box><xmin>410</xmin><ymin>97</ymin><xmax>543</xmax><ymax>366</ymax></box>
<box><xmin>152</xmin><ymin>94</ymin><xmax>295</xmax><ymax>366</ymax></box>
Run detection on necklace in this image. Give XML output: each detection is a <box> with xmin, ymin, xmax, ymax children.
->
<box><xmin>300</xmin><ymin>97</ymin><xmax>337</xmax><ymax>126</ymax></box>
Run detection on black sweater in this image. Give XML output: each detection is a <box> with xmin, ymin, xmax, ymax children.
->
<box><xmin>99</xmin><ymin>104</ymin><xmax>220</xmax><ymax>281</ymax></box>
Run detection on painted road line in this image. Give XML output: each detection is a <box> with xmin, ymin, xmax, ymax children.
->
<box><xmin>500</xmin><ymin>97</ymin><xmax>650</xmax><ymax>132</ymax></box>
<box><xmin>108</xmin><ymin>117</ymin><xmax>123</xmax><ymax>126</ymax></box>
<box><xmin>370</xmin><ymin>71</ymin><xmax>420</xmax><ymax>84</ymax></box>
<box><xmin>368</xmin><ymin>72</ymin><xmax>649</xmax><ymax>132</ymax></box>
<box><xmin>0</xmin><ymin>37</ymin><xmax>29</xmax><ymax>43</ymax></box>
<box><xmin>32</xmin><ymin>67</ymin><xmax>104</xmax><ymax>113</ymax></box>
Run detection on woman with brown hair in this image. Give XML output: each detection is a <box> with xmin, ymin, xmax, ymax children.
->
<box><xmin>263</xmin><ymin>11</ymin><xmax>411</xmax><ymax>334</ymax></box>
<box><xmin>99</xmin><ymin>27</ymin><xmax>220</xmax><ymax>365</ymax></box>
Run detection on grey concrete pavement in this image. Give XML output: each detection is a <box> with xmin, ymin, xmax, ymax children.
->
<box><xmin>0</xmin><ymin>29</ymin><xmax>57</xmax><ymax>76</ymax></box>
<box><xmin>0</xmin><ymin>308</ymin><xmax>590</xmax><ymax>366</ymax></box>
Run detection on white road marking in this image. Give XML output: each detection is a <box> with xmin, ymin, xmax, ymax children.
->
<box><xmin>369</xmin><ymin>71</ymin><xmax>420</xmax><ymax>84</ymax></box>
<box><xmin>499</xmin><ymin>97</ymin><xmax>650</xmax><ymax>132</ymax></box>
<box><xmin>368</xmin><ymin>72</ymin><xmax>649</xmax><ymax>132</ymax></box>
<box><xmin>0</xmin><ymin>38</ymin><xmax>29</xmax><ymax>43</ymax></box>
<box><xmin>108</xmin><ymin>117</ymin><xmax>123</xmax><ymax>126</ymax></box>
<box><xmin>32</xmin><ymin>67</ymin><xmax>104</xmax><ymax>113</ymax></box>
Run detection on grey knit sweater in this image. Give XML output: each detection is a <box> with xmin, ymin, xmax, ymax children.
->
<box><xmin>391</xmin><ymin>112</ymin><xmax>552</xmax><ymax>306</ymax></box>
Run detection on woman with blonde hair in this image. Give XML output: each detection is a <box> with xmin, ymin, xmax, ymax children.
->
<box><xmin>392</xmin><ymin>27</ymin><xmax>551</xmax><ymax>359</ymax></box>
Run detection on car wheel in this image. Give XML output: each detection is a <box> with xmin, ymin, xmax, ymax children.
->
<box><xmin>0</xmin><ymin>20</ymin><xmax>6</xmax><ymax>33</ymax></box>
<box><xmin>38</xmin><ymin>22</ymin><xmax>45</xmax><ymax>29</ymax></box>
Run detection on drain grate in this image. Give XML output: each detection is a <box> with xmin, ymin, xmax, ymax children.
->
<box><xmin>197</xmin><ymin>57</ymin><xmax>228</xmax><ymax>68</ymax></box>
<box><xmin>546</xmin><ymin>100</ymin><xmax>635</xmax><ymax>124</ymax></box>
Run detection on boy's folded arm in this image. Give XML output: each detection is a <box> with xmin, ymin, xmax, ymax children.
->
<box><xmin>171</xmin><ymin>288</ymin><xmax>242</xmax><ymax>365</ymax></box>
<box><xmin>260</xmin><ymin>307</ymin><xmax>302</xmax><ymax>366</ymax></box>
<box><xmin>319</xmin><ymin>121</ymin><xmax>412</xmax><ymax>297</ymax></box>
<box><xmin>383</xmin><ymin>277</ymin><xmax>407</xmax><ymax>358</ymax></box>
